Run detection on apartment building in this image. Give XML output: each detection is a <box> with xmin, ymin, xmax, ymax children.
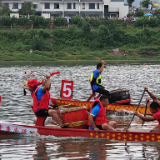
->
<box><xmin>1</xmin><ymin>0</ymin><xmax>129</xmax><ymax>18</ymax></box>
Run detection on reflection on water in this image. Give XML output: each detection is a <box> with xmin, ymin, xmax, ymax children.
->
<box><xmin>1</xmin><ymin>136</ymin><xmax>160</xmax><ymax>160</ymax></box>
<box><xmin>1</xmin><ymin>64</ymin><xmax>160</xmax><ymax>159</ymax></box>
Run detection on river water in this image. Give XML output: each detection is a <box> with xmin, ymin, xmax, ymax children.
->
<box><xmin>1</xmin><ymin>63</ymin><xmax>160</xmax><ymax>160</ymax></box>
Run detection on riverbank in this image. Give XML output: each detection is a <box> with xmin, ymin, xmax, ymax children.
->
<box><xmin>0</xmin><ymin>49</ymin><xmax>160</xmax><ymax>63</ymax></box>
<box><xmin>0</xmin><ymin>24</ymin><xmax>160</xmax><ymax>62</ymax></box>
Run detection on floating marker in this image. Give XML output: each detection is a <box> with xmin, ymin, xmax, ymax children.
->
<box><xmin>125</xmin><ymin>62</ymin><xmax>128</xmax><ymax>65</ymax></box>
<box><xmin>24</xmin><ymin>71</ymin><xmax>26</xmax><ymax>74</ymax></box>
<box><xmin>143</xmin><ymin>63</ymin><xmax>145</xmax><ymax>66</ymax></box>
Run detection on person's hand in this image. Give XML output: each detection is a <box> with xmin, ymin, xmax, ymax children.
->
<box><xmin>133</xmin><ymin>111</ymin><xmax>138</xmax><ymax>116</ymax></box>
<box><xmin>146</xmin><ymin>97</ymin><xmax>150</xmax><ymax>103</ymax></box>
<box><xmin>101</xmin><ymin>60</ymin><xmax>105</xmax><ymax>65</ymax></box>
<box><xmin>94</xmin><ymin>127</ymin><xmax>100</xmax><ymax>133</ymax></box>
<box><xmin>144</xmin><ymin>87</ymin><xmax>148</xmax><ymax>92</ymax></box>
<box><xmin>46</xmin><ymin>75</ymin><xmax>50</xmax><ymax>79</ymax></box>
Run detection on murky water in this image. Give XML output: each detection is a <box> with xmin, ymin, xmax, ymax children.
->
<box><xmin>1</xmin><ymin>64</ymin><xmax>160</xmax><ymax>159</ymax></box>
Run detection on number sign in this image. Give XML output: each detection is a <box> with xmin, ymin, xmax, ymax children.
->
<box><xmin>61</xmin><ymin>80</ymin><xmax>74</xmax><ymax>99</ymax></box>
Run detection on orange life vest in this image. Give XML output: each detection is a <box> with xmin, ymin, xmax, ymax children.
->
<box><xmin>32</xmin><ymin>87</ymin><xmax>50</xmax><ymax>113</ymax></box>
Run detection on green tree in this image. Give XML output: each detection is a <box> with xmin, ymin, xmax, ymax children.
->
<box><xmin>135</xmin><ymin>9</ymin><xmax>144</xmax><ymax>17</ymax></box>
<box><xmin>142</xmin><ymin>0</ymin><xmax>151</xmax><ymax>8</ymax></box>
<box><xmin>127</xmin><ymin>0</ymin><xmax>135</xmax><ymax>7</ymax></box>
<box><xmin>153</xmin><ymin>9</ymin><xmax>160</xmax><ymax>16</ymax></box>
<box><xmin>0</xmin><ymin>2</ymin><xmax>11</xmax><ymax>16</ymax></box>
<box><xmin>82</xmin><ymin>21</ymin><xmax>90</xmax><ymax>35</ymax></box>
<box><xmin>19</xmin><ymin>2</ymin><xmax>35</xmax><ymax>15</ymax></box>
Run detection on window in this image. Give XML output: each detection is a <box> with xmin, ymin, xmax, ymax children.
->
<box><xmin>34</xmin><ymin>4</ymin><xmax>38</xmax><ymax>9</ymax></box>
<box><xmin>97</xmin><ymin>3</ymin><xmax>99</xmax><ymax>9</ymax></box>
<box><xmin>4</xmin><ymin>3</ymin><xmax>9</xmax><ymax>7</ymax></box>
<box><xmin>67</xmin><ymin>3</ymin><xmax>72</xmax><ymax>9</ymax></box>
<box><xmin>54</xmin><ymin>3</ymin><xmax>59</xmax><ymax>9</ymax></box>
<box><xmin>73</xmin><ymin>3</ymin><xmax>76</xmax><ymax>9</ymax></box>
<box><xmin>13</xmin><ymin>3</ymin><xmax>18</xmax><ymax>9</ymax></box>
<box><xmin>82</xmin><ymin>3</ymin><xmax>85</xmax><ymax>9</ymax></box>
<box><xmin>45</xmin><ymin>3</ymin><xmax>50</xmax><ymax>9</ymax></box>
<box><xmin>89</xmin><ymin>3</ymin><xmax>95</xmax><ymax>9</ymax></box>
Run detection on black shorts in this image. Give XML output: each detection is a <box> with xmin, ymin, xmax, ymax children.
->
<box><xmin>35</xmin><ymin>109</ymin><xmax>50</xmax><ymax>117</ymax></box>
<box><xmin>96</xmin><ymin>125</ymin><xmax>103</xmax><ymax>130</ymax></box>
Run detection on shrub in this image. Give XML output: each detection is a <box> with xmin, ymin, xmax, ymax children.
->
<box><xmin>82</xmin><ymin>21</ymin><xmax>90</xmax><ymax>35</ymax></box>
<box><xmin>71</xmin><ymin>15</ymin><xmax>82</xmax><ymax>27</ymax></box>
<box><xmin>135</xmin><ymin>9</ymin><xmax>144</xmax><ymax>17</ymax></box>
<box><xmin>53</xmin><ymin>17</ymin><xmax>67</xmax><ymax>26</ymax></box>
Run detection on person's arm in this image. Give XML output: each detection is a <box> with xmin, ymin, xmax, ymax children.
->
<box><xmin>88</xmin><ymin>115</ymin><xmax>100</xmax><ymax>132</ymax></box>
<box><xmin>134</xmin><ymin>111</ymin><xmax>156</xmax><ymax>121</ymax></box>
<box><xmin>98</xmin><ymin>61</ymin><xmax>105</xmax><ymax>73</ymax></box>
<box><xmin>88</xmin><ymin>104</ymin><xmax>100</xmax><ymax>132</ymax></box>
<box><xmin>144</xmin><ymin>87</ymin><xmax>160</xmax><ymax>103</ymax></box>
<box><xmin>42</xmin><ymin>75</ymin><xmax>50</xmax><ymax>91</ymax></box>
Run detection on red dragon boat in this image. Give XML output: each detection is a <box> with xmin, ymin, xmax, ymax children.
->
<box><xmin>53</xmin><ymin>98</ymin><xmax>151</xmax><ymax>114</ymax></box>
<box><xmin>0</xmin><ymin>119</ymin><xmax>159</xmax><ymax>143</ymax></box>
<box><xmin>0</xmin><ymin>102</ymin><xmax>156</xmax><ymax>143</ymax></box>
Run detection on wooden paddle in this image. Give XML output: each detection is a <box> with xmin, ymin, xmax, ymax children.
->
<box><xmin>31</xmin><ymin>70</ymin><xmax>46</xmax><ymax>77</ymax></box>
<box><xmin>142</xmin><ymin>101</ymin><xmax>147</xmax><ymax>126</ymax></box>
<box><xmin>94</xmin><ymin>57</ymin><xmax>106</xmax><ymax>64</ymax></box>
<box><xmin>125</xmin><ymin>90</ymin><xmax>145</xmax><ymax>133</ymax></box>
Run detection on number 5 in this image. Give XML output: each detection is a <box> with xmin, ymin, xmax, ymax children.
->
<box><xmin>63</xmin><ymin>83</ymin><xmax>71</xmax><ymax>97</ymax></box>
<box><xmin>61</xmin><ymin>80</ymin><xmax>74</xmax><ymax>99</ymax></box>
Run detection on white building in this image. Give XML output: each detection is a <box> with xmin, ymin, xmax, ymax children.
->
<box><xmin>1</xmin><ymin>0</ymin><xmax>129</xmax><ymax>18</ymax></box>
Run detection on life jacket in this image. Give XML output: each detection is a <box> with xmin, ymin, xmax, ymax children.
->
<box><xmin>88</xmin><ymin>99</ymin><xmax>107</xmax><ymax>126</ymax></box>
<box><xmin>32</xmin><ymin>87</ymin><xmax>50</xmax><ymax>113</ymax></box>
<box><xmin>90</xmin><ymin>71</ymin><xmax>102</xmax><ymax>86</ymax></box>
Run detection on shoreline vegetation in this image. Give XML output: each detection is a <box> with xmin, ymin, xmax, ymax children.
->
<box><xmin>1</xmin><ymin>16</ymin><xmax>160</xmax><ymax>62</ymax></box>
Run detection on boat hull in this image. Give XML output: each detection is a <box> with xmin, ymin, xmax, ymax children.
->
<box><xmin>54</xmin><ymin>98</ymin><xmax>151</xmax><ymax>114</ymax></box>
<box><xmin>0</xmin><ymin>121</ymin><xmax>159</xmax><ymax>143</ymax></box>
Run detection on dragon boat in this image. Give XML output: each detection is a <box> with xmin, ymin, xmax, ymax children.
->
<box><xmin>0</xmin><ymin>120</ymin><xmax>159</xmax><ymax>143</ymax></box>
<box><xmin>0</xmin><ymin>103</ymin><xmax>156</xmax><ymax>143</ymax></box>
<box><xmin>53</xmin><ymin>98</ymin><xmax>150</xmax><ymax>114</ymax></box>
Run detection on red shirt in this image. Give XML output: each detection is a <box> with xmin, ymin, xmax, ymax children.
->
<box><xmin>153</xmin><ymin>109</ymin><xmax>160</xmax><ymax>128</ymax></box>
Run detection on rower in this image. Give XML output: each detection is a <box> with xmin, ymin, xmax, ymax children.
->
<box><xmin>32</xmin><ymin>75</ymin><xmax>67</xmax><ymax>128</ymax></box>
<box><xmin>90</xmin><ymin>61</ymin><xmax>110</xmax><ymax>99</ymax></box>
<box><xmin>88</xmin><ymin>95</ymin><xmax>116</xmax><ymax>132</ymax></box>
<box><xmin>134</xmin><ymin>88</ymin><xmax>160</xmax><ymax>132</ymax></box>
<box><xmin>23</xmin><ymin>79</ymin><xmax>44</xmax><ymax>97</ymax></box>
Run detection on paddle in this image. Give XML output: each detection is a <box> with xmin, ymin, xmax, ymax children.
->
<box><xmin>125</xmin><ymin>90</ymin><xmax>145</xmax><ymax>133</ymax></box>
<box><xmin>142</xmin><ymin>101</ymin><xmax>147</xmax><ymax>126</ymax></box>
<box><xmin>94</xmin><ymin>57</ymin><xmax>106</xmax><ymax>64</ymax></box>
<box><xmin>31</xmin><ymin>71</ymin><xmax>60</xmax><ymax>77</ymax></box>
<box><xmin>31</xmin><ymin>70</ymin><xmax>46</xmax><ymax>77</ymax></box>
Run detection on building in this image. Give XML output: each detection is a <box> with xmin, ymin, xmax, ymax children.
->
<box><xmin>1</xmin><ymin>0</ymin><xmax>129</xmax><ymax>18</ymax></box>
